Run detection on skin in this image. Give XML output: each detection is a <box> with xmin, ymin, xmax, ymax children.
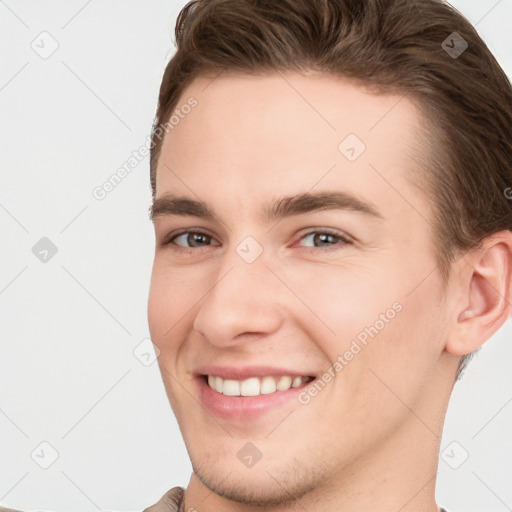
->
<box><xmin>147</xmin><ymin>71</ymin><xmax>512</xmax><ymax>512</ymax></box>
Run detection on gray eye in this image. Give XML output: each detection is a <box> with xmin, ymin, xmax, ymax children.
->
<box><xmin>173</xmin><ymin>232</ymin><xmax>212</xmax><ymax>247</ymax></box>
<box><xmin>300</xmin><ymin>232</ymin><xmax>342</xmax><ymax>247</ymax></box>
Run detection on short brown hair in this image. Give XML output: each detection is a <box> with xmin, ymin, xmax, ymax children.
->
<box><xmin>149</xmin><ymin>0</ymin><xmax>512</xmax><ymax>376</ymax></box>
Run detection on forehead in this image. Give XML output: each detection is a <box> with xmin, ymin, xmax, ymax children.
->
<box><xmin>155</xmin><ymin>71</ymin><xmax>431</xmax><ymax>225</ymax></box>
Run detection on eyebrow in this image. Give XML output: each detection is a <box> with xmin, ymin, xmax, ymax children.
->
<box><xmin>149</xmin><ymin>191</ymin><xmax>384</xmax><ymax>223</ymax></box>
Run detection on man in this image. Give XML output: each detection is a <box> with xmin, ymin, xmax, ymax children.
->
<box><xmin>1</xmin><ymin>1</ymin><xmax>507</xmax><ymax>511</ymax></box>
<box><xmin>142</xmin><ymin>0</ymin><xmax>512</xmax><ymax>511</ymax></box>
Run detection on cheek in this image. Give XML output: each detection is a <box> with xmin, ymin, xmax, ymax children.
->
<box><xmin>147</xmin><ymin>262</ymin><xmax>192</xmax><ymax>343</ymax></box>
<box><xmin>285</xmin><ymin>261</ymin><xmax>398</xmax><ymax>346</ymax></box>
<box><xmin>288</xmin><ymin>258</ymin><xmax>443</xmax><ymax>384</ymax></box>
<box><xmin>342</xmin><ymin>273</ymin><xmax>445</xmax><ymax>410</ymax></box>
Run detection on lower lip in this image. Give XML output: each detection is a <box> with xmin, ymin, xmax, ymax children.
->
<box><xmin>196</xmin><ymin>376</ymin><xmax>314</xmax><ymax>421</ymax></box>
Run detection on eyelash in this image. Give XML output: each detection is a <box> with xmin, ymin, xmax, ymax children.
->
<box><xmin>163</xmin><ymin>228</ymin><xmax>352</xmax><ymax>253</ymax></box>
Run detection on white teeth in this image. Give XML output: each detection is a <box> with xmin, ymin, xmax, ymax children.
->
<box><xmin>260</xmin><ymin>376</ymin><xmax>277</xmax><ymax>394</ymax></box>
<box><xmin>276</xmin><ymin>375</ymin><xmax>292</xmax><ymax>391</ymax></box>
<box><xmin>206</xmin><ymin>375</ymin><xmax>311</xmax><ymax>396</ymax></box>
<box><xmin>292</xmin><ymin>376</ymin><xmax>303</xmax><ymax>388</ymax></box>
<box><xmin>214</xmin><ymin>376</ymin><xmax>223</xmax><ymax>393</ymax></box>
<box><xmin>222</xmin><ymin>379</ymin><xmax>240</xmax><ymax>396</ymax></box>
<box><xmin>240</xmin><ymin>377</ymin><xmax>260</xmax><ymax>396</ymax></box>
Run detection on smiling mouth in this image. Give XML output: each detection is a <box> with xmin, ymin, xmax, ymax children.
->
<box><xmin>203</xmin><ymin>374</ymin><xmax>315</xmax><ymax>397</ymax></box>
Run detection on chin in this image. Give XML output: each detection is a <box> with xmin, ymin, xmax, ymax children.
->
<box><xmin>192</xmin><ymin>464</ymin><xmax>310</xmax><ymax>507</ymax></box>
<box><xmin>188</xmin><ymin>445</ymin><xmax>329</xmax><ymax>507</ymax></box>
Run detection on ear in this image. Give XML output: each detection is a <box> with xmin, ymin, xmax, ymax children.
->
<box><xmin>445</xmin><ymin>231</ymin><xmax>512</xmax><ymax>356</ymax></box>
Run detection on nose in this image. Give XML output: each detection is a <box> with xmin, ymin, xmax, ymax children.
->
<box><xmin>192</xmin><ymin>248</ymin><xmax>285</xmax><ymax>348</ymax></box>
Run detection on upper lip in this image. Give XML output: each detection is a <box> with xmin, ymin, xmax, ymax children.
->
<box><xmin>195</xmin><ymin>365</ymin><xmax>317</xmax><ymax>380</ymax></box>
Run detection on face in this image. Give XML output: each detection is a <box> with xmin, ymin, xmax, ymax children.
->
<box><xmin>148</xmin><ymin>72</ymin><xmax>451</xmax><ymax>505</ymax></box>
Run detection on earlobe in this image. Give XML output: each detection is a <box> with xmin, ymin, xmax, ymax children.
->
<box><xmin>446</xmin><ymin>232</ymin><xmax>512</xmax><ymax>356</ymax></box>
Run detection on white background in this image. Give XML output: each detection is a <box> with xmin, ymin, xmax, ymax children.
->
<box><xmin>0</xmin><ymin>1</ymin><xmax>511</xmax><ymax>511</ymax></box>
